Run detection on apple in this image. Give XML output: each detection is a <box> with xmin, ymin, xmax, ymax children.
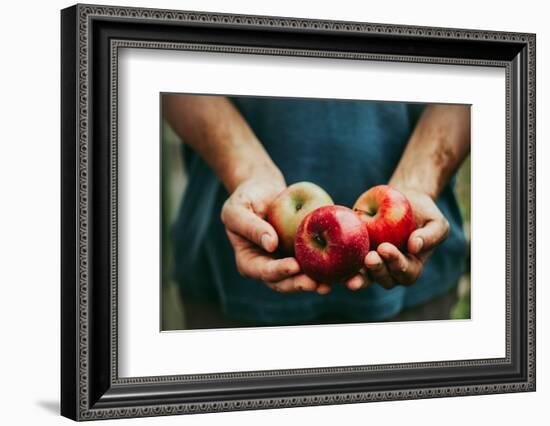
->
<box><xmin>353</xmin><ymin>184</ymin><xmax>416</xmax><ymax>250</ymax></box>
<box><xmin>294</xmin><ymin>205</ymin><xmax>370</xmax><ymax>283</ymax></box>
<box><xmin>267</xmin><ymin>182</ymin><xmax>334</xmax><ymax>255</ymax></box>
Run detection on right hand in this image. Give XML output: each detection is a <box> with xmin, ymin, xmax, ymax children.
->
<box><xmin>221</xmin><ymin>177</ymin><xmax>331</xmax><ymax>294</ymax></box>
<box><xmin>345</xmin><ymin>186</ymin><xmax>450</xmax><ymax>291</ymax></box>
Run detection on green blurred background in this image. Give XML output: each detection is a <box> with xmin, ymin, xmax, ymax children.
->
<box><xmin>161</xmin><ymin>120</ymin><xmax>471</xmax><ymax>330</ymax></box>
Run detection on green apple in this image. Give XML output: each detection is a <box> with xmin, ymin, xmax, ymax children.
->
<box><xmin>267</xmin><ymin>182</ymin><xmax>333</xmax><ymax>255</ymax></box>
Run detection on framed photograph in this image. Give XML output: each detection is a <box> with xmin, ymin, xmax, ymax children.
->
<box><xmin>61</xmin><ymin>3</ymin><xmax>536</xmax><ymax>421</ymax></box>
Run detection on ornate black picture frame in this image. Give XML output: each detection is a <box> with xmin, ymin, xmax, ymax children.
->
<box><xmin>61</xmin><ymin>3</ymin><xmax>536</xmax><ymax>421</ymax></box>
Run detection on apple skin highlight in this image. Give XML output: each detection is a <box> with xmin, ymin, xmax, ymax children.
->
<box><xmin>353</xmin><ymin>184</ymin><xmax>416</xmax><ymax>250</ymax></box>
<box><xmin>294</xmin><ymin>205</ymin><xmax>370</xmax><ymax>284</ymax></box>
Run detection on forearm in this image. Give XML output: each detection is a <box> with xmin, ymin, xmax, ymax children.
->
<box><xmin>163</xmin><ymin>95</ymin><xmax>284</xmax><ymax>193</ymax></box>
<box><xmin>390</xmin><ymin>104</ymin><xmax>470</xmax><ymax>199</ymax></box>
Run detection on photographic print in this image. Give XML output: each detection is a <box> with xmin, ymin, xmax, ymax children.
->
<box><xmin>161</xmin><ymin>95</ymin><xmax>471</xmax><ymax>330</ymax></box>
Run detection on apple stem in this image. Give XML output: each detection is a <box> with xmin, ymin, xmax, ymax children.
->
<box><xmin>354</xmin><ymin>207</ymin><xmax>375</xmax><ymax>217</ymax></box>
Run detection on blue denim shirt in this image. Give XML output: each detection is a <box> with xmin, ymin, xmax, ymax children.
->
<box><xmin>171</xmin><ymin>97</ymin><xmax>466</xmax><ymax>324</ymax></box>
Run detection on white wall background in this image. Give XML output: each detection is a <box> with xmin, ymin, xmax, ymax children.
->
<box><xmin>0</xmin><ymin>0</ymin><xmax>546</xmax><ymax>424</ymax></box>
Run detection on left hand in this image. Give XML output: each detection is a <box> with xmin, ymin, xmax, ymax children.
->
<box><xmin>345</xmin><ymin>188</ymin><xmax>450</xmax><ymax>290</ymax></box>
<box><xmin>221</xmin><ymin>176</ymin><xmax>332</xmax><ymax>295</ymax></box>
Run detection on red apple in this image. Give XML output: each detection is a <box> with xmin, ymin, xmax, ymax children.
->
<box><xmin>294</xmin><ymin>205</ymin><xmax>370</xmax><ymax>283</ymax></box>
<box><xmin>353</xmin><ymin>185</ymin><xmax>416</xmax><ymax>250</ymax></box>
<box><xmin>267</xmin><ymin>182</ymin><xmax>333</xmax><ymax>255</ymax></box>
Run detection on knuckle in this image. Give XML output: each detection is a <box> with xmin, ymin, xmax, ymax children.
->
<box><xmin>265</xmin><ymin>262</ymin><xmax>280</xmax><ymax>282</ymax></box>
<box><xmin>442</xmin><ymin>218</ymin><xmax>450</xmax><ymax>238</ymax></box>
<box><xmin>236</xmin><ymin>265</ymin><xmax>245</xmax><ymax>277</ymax></box>
<box><xmin>220</xmin><ymin>200</ymin><xmax>230</xmax><ymax>225</ymax></box>
<box><xmin>259</xmin><ymin>266</ymin><xmax>271</xmax><ymax>283</ymax></box>
<box><xmin>235</xmin><ymin>260</ymin><xmax>249</xmax><ymax>278</ymax></box>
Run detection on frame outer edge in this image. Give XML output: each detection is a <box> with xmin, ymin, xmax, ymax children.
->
<box><xmin>527</xmin><ymin>33</ymin><xmax>536</xmax><ymax>390</ymax></box>
<box><xmin>60</xmin><ymin>4</ymin><xmax>80</xmax><ymax>422</ymax></box>
<box><xmin>67</xmin><ymin>4</ymin><xmax>536</xmax><ymax>420</ymax></box>
<box><xmin>76</xmin><ymin>2</ymin><xmax>90</xmax><ymax>420</ymax></box>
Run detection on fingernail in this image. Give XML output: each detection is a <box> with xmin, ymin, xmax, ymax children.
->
<box><xmin>261</xmin><ymin>234</ymin><xmax>271</xmax><ymax>251</ymax></box>
<box><xmin>414</xmin><ymin>237</ymin><xmax>423</xmax><ymax>252</ymax></box>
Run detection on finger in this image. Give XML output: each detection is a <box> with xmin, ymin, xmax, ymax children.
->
<box><xmin>268</xmin><ymin>274</ymin><xmax>318</xmax><ymax>293</ymax></box>
<box><xmin>242</xmin><ymin>254</ymin><xmax>300</xmax><ymax>283</ymax></box>
<box><xmin>345</xmin><ymin>269</ymin><xmax>372</xmax><ymax>291</ymax></box>
<box><xmin>267</xmin><ymin>281</ymin><xmax>297</xmax><ymax>293</ymax></box>
<box><xmin>257</xmin><ymin>257</ymin><xmax>301</xmax><ymax>283</ymax></box>
<box><xmin>296</xmin><ymin>275</ymin><xmax>320</xmax><ymax>292</ymax></box>
<box><xmin>377</xmin><ymin>243</ymin><xmax>423</xmax><ymax>286</ymax></box>
<box><xmin>227</xmin><ymin>231</ymin><xmax>300</xmax><ymax>281</ymax></box>
<box><xmin>221</xmin><ymin>202</ymin><xmax>278</xmax><ymax>252</ymax></box>
<box><xmin>346</xmin><ymin>274</ymin><xmax>365</xmax><ymax>291</ymax></box>
<box><xmin>408</xmin><ymin>218</ymin><xmax>450</xmax><ymax>255</ymax></box>
<box><xmin>364</xmin><ymin>251</ymin><xmax>396</xmax><ymax>289</ymax></box>
<box><xmin>316</xmin><ymin>283</ymin><xmax>332</xmax><ymax>295</ymax></box>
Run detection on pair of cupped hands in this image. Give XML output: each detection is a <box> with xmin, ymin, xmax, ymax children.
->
<box><xmin>221</xmin><ymin>176</ymin><xmax>450</xmax><ymax>295</ymax></box>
